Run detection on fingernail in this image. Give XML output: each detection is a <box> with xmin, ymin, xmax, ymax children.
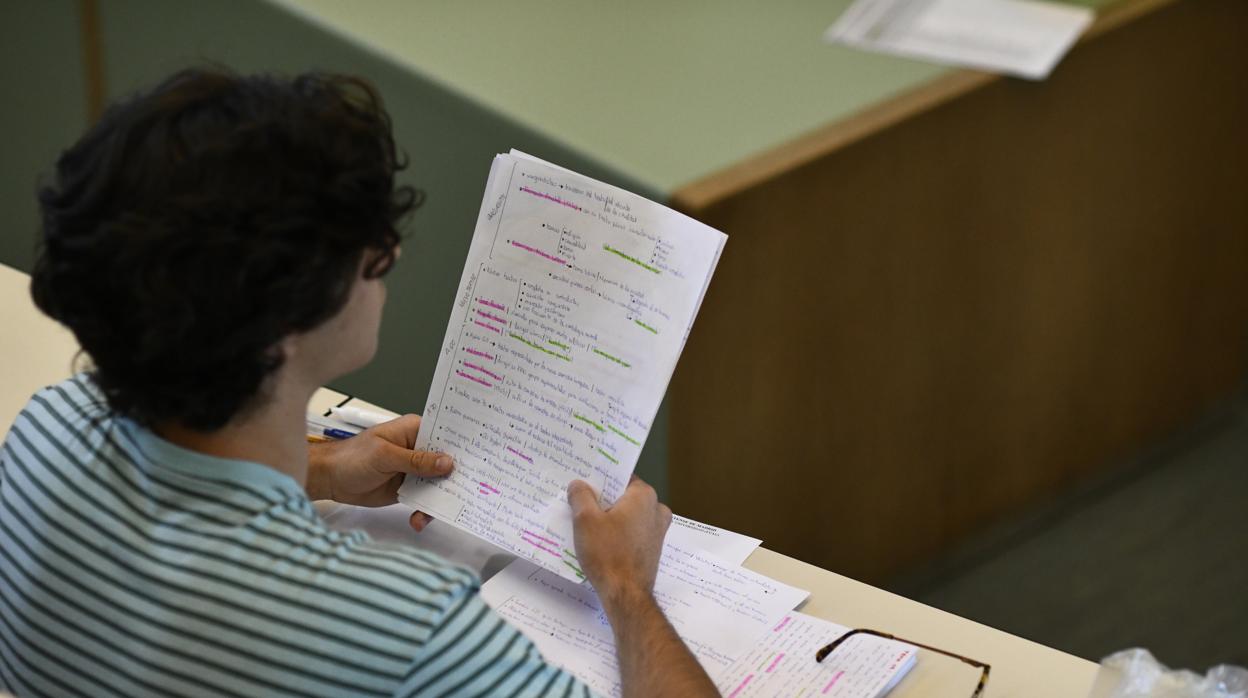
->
<box><xmin>436</xmin><ymin>455</ymin><xmax>453</xmax><ymax>471</ymax></box>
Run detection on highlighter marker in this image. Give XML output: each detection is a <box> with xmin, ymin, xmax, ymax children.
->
<box><xmin>330</xmin><ymin>405</ymin><xmax>392</xmax><ymax>429</ymax></box>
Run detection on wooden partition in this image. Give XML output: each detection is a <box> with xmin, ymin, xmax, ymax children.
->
<box><xmin>668</xmin><ymin>0</ymin><xmax>1248</xmax><ymax>582</ymax></box>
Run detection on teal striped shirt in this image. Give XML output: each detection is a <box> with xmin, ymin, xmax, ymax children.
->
<box><xmin>0</xmin><ymin>375</ymin><xmax>592</xmax><ymax>697</ymax></box>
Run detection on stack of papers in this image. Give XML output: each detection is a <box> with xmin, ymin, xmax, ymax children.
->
<box><xmin>714</xmin><ymin>612</ymin><xmax>917</xmax><ymax>698</ymax></box>
<box><xmin>481</xmin><ymin>522</ymin><xmax>796</xmax><ymax>694</ymax></box>
<box><xmin>398</xmin><ymin>150</ymin><xmax>726</xmax><ymax>583</ymax></box>
<box><xmin>481</xmin><ymin>519</ymin><xmax>918</xmax><ymax>697</ymax></box>
<box><xmin>825</xmin><ymin>0</ymin><xmax>1094</xmax><ymax>80</ymax></box>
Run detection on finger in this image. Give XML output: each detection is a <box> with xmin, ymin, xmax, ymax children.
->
<box><xmin>374</xmin><ymin>440</ymin><xmax>453</xmax><ymax>477</ymax></box>
<box><xmin>409</xmin><ymin>510</ymin><xmax>434</xmax><ymax>532</ymax></box>
<box><xmin>408</xmin><ymin>448</ymin><xmax>454</xmax><ymax>477</ymax></box>
<box><xmin>567</xmin><ymin>480</ymin><xmax>601</xmax><ymax>519</ymax></box>
<box><xmin>624</xmin><ymin>476</ymin><xmax>657</xmax><ymax>502</ymax></box>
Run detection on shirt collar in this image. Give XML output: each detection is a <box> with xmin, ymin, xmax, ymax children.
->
<box><xmin>119</xmin><ymin>417</ymin><xmax>306</xmax><ymax>501</ymax></box>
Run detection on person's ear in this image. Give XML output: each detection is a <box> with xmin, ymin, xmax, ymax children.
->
<box><xmin>275</xmin><ymin>335</ymin><xmax>298</xmax><ymax>363</ymax></box>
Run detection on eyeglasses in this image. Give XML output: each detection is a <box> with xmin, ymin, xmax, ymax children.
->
<box><xmin>816</xmin><ymin>628</ymin><xmax>991</xmax><ymax>697</ymax></box>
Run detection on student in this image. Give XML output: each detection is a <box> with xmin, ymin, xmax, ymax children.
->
<box><xmin>0</xmin><ymin>68</ymin><xmax>717</xmax><ymax>697</ymax></box>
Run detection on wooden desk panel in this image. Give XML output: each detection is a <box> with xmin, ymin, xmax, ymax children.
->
<box><xmin>669</xmin><ymin>0</ymin><xmax>1248</xmax><ymax>582</ymax></box>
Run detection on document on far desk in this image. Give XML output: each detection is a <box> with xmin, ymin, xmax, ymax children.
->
<box><xmin>398</xmin><ymin>151</ymin><xmax>726</xmax><ymax>582</ymax></box>
<box><xmin>825</xmin><ymin>0</ymin><xmax>1094</xmax><ymax>80</ymax></box>
<box><xmin>480</xmin><ymin>540</ymin><xmax>809</xmax><ymax>698</ymax></box>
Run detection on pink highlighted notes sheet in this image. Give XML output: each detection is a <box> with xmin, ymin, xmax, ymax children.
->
<box><xmin>397</xmin><ymin>151</ymin><xmax>726</xmax><ymax>581</ymax></box>
<box><xmin>714</xmin><ymin>612</ymin><xmax>917</xmax><ymax>698</ymax></box>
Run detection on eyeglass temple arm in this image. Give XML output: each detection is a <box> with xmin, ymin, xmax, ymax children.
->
<box><xmin>816</xmin><ymin>629</ymin><xmax>990</xmax><ymax>670</ymax></box>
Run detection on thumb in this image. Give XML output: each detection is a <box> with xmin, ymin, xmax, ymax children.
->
<box><xmin>567</xmin><ymin>480</ymin><xmax>601</xmax><ymax>518</ymax></box>
<box><xmin>374</xmin><ymin>439</ymin><xmax>454</xmax><ymax>478</ymax></box>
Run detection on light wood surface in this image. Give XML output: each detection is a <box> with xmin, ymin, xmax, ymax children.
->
<box><xmin>0</xmin><ymin>263</ymin><xmax>80</xmax><ymax>437</ymax></box>
<box><xmin>1</xmin><ymin>262</ymin><xmax>1106</xmax><ymax>695</ymax></box>
<box><xmin>745</xmin><ymin>547</ymin><xmax>1110</xmax><ymax>697</ymax></box>
<box><xmin>668</xmin><ymin>0</ymin><xmax>1248</xmax><ymax>582</ymax></box>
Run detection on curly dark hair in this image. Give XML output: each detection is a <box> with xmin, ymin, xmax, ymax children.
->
<box><xmin>31</xmin><ymin>67</ymin><xmax>420</xmax><ymax>430</ymax></box>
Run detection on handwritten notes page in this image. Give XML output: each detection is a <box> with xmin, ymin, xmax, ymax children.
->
<box><xmin>398</xmin><ymin>152</ymin><xmax>726</xmax><ymax>581</ymax></box>
<box><xmin>479</xmin><ymin>541</ymin><xmax>809</xmax><ymax>697</ymax></box>
<box><xmin>714</xmin><ymin>612</ymin><xmax>917</xmax><ymax>698</ymax></box>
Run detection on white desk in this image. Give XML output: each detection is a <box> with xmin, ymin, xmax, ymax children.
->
<box><xmin>1</xmin><ymin>261</ymin><xmax>1114</xmax><ymax>696</ymax></box>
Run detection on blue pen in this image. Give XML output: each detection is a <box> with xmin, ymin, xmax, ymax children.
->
<box><xmin>322</xmin><ymin>427</ymin><xmax>357</xmax><ymax>440</ymax></box>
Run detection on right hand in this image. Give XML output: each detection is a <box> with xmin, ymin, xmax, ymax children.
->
<box><xmin>567</xmin><ymin>477</ymin><xmax>672</xmax><ymax>606</ymax></box>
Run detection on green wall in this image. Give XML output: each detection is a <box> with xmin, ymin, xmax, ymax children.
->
<box><xmin>0</xmin><ymin>0</ymin><xmax>88</xmax><ymax>273</ymax></box>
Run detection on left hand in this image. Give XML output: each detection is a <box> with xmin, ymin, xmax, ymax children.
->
<box><xmin>306</xmin><ymin>414</ymin><xmax>452</xmax><ymax>531</ymax></box>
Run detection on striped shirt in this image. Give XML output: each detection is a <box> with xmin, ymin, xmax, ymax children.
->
<box><xmin>0</xmin><ymin>375</ymin><xmax>593</xmax><ymax>697</ymax></box>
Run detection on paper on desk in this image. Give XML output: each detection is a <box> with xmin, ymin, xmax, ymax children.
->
<box><xmin>714</xmin><ymin>611</ymin><xmax>917</xmax><ymax>698</ymax></box>
<box><xmin>825</xmin><ymin>0</ymin><xmax>1094</xmax><ymax>80</ymax></box>
<box><xmin>668</xmin><ymin>514</ymin><xmax>762</xmax><ymax>565</ymax></box>
<box><xmin>398</xmin><ymin>152</ymin><xmax>726</xmax><ymax>582</ymax></box>
<box><xmin>315</xmin><ymin>501</ymin><xmax>759</xmax><ymax>578</ymax></box>
<box><xmin>480</xmin><ymin>540</ymin><xmax>809</xmax><ymax>697</ymax></box>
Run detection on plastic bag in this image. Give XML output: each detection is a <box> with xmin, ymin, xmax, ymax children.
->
<box><xmin>1100</xmin><ymin>649</ymin><xmax>1248</xmax><ymax>698</ymax></box>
